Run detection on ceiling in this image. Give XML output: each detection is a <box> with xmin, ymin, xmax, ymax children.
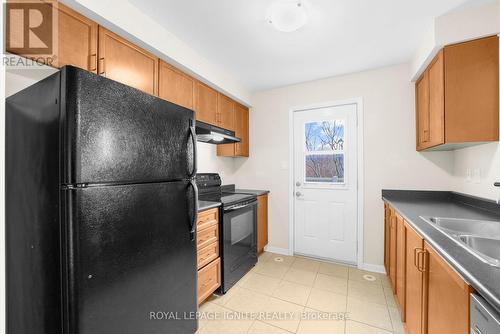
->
<box><xmin>129</xmin><ymin>0</ymin><xmax>486</xmax><ymax>91</ymax></box>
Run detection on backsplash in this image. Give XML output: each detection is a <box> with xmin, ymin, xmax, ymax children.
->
<box><xmin>452</xmin><ymin>142</ymin><xmax>500</xmax><ymax>202</ymax></box>
<box><xmin>196</xmin><ymin>143</ymin><xmax>238</xmax><ymax>184</ymax></box>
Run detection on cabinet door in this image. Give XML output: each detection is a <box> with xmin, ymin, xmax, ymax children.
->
<box><xmin>396</xmin><ymin>213</ymin><xmax>406</xmax><ymax>321</ymax></box>
<box><xmin>217</xmin><ymin>93</ymin><xmax>235</xmax><ymax>130</ymax></box>
<box><xmin>427</xmin><ymin>51</ymin><xmax>445</xmax><ymax>148</ymax></box>
<box><xmin>195</xmin><ymin>82</ymin><xmax>218</xmax><ymax>125</ymax></box>
<box><xmin>384</xmin><ymin>204</ymin><xmax>391</xmax><ymax>275</ymax></box>
<box><xmin>416</xmin><ymin>71</ymin><xmax>430</xmax><ymax>150</ymax></box>
<box><xmin>98</xmin><ymin>27</ymin><xmax>158</xmax><ymax>95</ymax></box>
<box><xmin>257</xmin><ymin>194</ymin><xmax>269</xmax><ymax>254</ymax></box>
<box><xmin>158</xmin><ymin>60</ymin><xmax>194</xmax><ymax>110</ymax></box>
<box><xmin>6</xmin><ymin>2</ymin><xmax>98</xmax><ymax>72</ymax></box>
<box><xmin>424</xmin><ymin>242</ymin><xmax>470</xmax><ymax>334</ymax></box>
<box><xmin>444</xmin><ymin>36</ymin><xmax>499</xmax><ymax>143</ymax></box>
<box><xmin>389</xmin><ymin>208</ymin><xmax>397</xmax><ymax>293</ymax></box>
<box><xmin>405</xmin><ymin>222</ymin><xmax>424</xmax><ymax>334</ymax></box>
<box><xmin>55</xmin><ymin>4</ymin><xmax>98</xmax><ymax>72</ymax></box>
<box><xmin>234</xmin><ymin>103</ymin><xmax>249</xmax><ymax>157</ymax></box>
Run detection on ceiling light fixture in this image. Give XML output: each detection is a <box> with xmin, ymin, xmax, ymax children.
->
<box><xmin>266</xmin><ymin>1</ymin><xmax>308</xmax><ymax>33</ymax></box>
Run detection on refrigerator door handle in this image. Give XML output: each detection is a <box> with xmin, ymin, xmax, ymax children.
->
<box><xmin>189</xmin><ymin>120</ymin><xmax>197</xmax><ymax>178</ymax></box>
<box><xmin>189</xmin><ymin>179</ymin><xmax>198</xmax><ymax>241</ymax></box>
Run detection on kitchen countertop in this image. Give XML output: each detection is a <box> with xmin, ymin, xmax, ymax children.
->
<box><xmin>234</xmin><ymin>189</ymin><xmax>270</xmax><ymax>196</ymax></box>
<box><xmin>382</xmin><ymin>190</ymin><xmax>500</xmax><ymax>313</ymax></box>
<box><xmin>198</xmin><ymin>200</ymin><xmax>221</xmax><ymax>212</ymax></box>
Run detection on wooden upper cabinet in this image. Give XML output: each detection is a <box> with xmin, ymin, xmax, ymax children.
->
<box><xmin>158</xmin><ymin>60</ymin><xmax>195</xmax><ymax>109</ymax></box>
<box><xmin>416</xmin><ymin>71</ymin><xmax>430</xmax><ymax>150</ymax></box>
<box><xmin>55</xmin><ymin>4</ymin><xmax>98</xmax><ymax>72</ymax></box>
<box><xmin>424</xmin><ymin>242</ymin><xmax>470</xmax><ymax>334</ymax></box>
<box><xmin>98</xmin><ymin>26</ymin><xmax>158</xmax><ymax>95</ymax></box>
<box><xmin>416</xmin><ymin>51</ymin><xmax>445</xmax><ymax>151</ymax></box>
<box><xmin>6</xmin><ymin>2</ymin><xmax>98</xmax><ymax>72</ymax></box>
<box><xmin>195</xmin><ymin>81</ymin><xmax>218</xmax><ymax>124</ymax></box>
<box><xmin>217</xmin><ymin>93</ymin><xmax>235</xmax><ymax>130</ymax></box>
<box><xmin>444</xmin><ymin>36</ymin><xmax>499</xmax><ymax>143</ymax></box>
<box><xmin>405</xmin><ymin>222</ymin><xmax>425</xmax><ymax>334</ymax></box>
<box><xmin>416</xmin><ymin>36</ymin><xmax>499</xmax><ymax>151</ymax></box>
<box><xmin>216</xmin><ymin>102</ymin><xmax>249</xmax><ymax>157</ymax></box>
<box><xmin>234</xmin><ymin>103</ymin><xmax>250</xmax><ymax>157</ymax></box>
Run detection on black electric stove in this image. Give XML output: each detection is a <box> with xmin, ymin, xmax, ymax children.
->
<box><xmin>196</xmin><ymin>173</ymin><xmax>258</xmax><ymax>293</ymax></box>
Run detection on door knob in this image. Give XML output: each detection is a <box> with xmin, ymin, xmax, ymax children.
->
<box><xmin>295</xmin><ymin>191</ymin><xmax>302</xmax><ymax>197</ymax></box>
<box><xmin>296</xmin><ymin>181</ymin><xmax>302</xmax><ymax>187</ymax></box>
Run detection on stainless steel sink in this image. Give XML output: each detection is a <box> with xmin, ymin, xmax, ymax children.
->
<box><xmin>458</xmin><ymin>236</ymin><xmax>500</xmax><ymax>266</ymax></box>
<box><xmin>426</xmin><ymin>217</ymin><xmax>500</xmax><ymax>237</ymax></box>
<box><xmin>420</xmin><ymin>216</ymin><xmax>500</xmax><ymax>267</ymax></box>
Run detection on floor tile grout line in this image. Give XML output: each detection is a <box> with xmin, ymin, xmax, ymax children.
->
<box><xmin>348</xmin><ymin>319</ymin><xmax>395</xmax><ymax>333</ymax></box>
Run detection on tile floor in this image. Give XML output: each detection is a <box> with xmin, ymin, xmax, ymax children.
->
<box><xmin>197</xmin><ymin>252</ymin><xmax>404</xmax><ymax>334</ymax></box>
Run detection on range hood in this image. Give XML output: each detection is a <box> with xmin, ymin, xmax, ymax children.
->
<box><xmin>195</xmin><ymin>121</ymin><xmax>241</xmax><ymax>144</ymax></box>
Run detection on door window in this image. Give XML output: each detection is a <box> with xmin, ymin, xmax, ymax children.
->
<box><xmin>304</xmin><ymin>120</ymin><xmax>345</xmax><ymax>184</ymax></box>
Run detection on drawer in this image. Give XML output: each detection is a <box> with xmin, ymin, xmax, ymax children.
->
<box><xmin>198</xmin><ymin>258</ymin><xmax>221</xmax><ymax>304</ymax></box>
<box><xmin>197</xmin><ymin>223</ymin><xmax>218</xmax><ymax>250</ymax></box>
<box><xmin>197</xmin><ymin>208</ymin><xmax>218</xmax><ymax>231</ymax></box>
<box><xmin>197</xmin><ymin>241</ymin><xmax>219</xmax><ymax>269</ymax></box>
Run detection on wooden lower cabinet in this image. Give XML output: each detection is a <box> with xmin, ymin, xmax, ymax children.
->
<box><xmin>424</xmin><ymin>242</ymin><xmax>471</xmax><ymax>334</ymax></box>
<box><xmin>256</xmin><ymin>194</ymin><xmax>269</xmax><ymax>254</ymax></box>
<box><xmin>389</xmin><ymin>207</ymin><xmax>397</xmax><ymax>293</ymax></box>
<box><xmin>197</xmin><ymin>258</ymin><xmax>221</xmax><ymax>305</ymax></box>
<box><xmin>384</xmin><ymin>204</ymin><xmax>391</xmax><ymax>275</ymax></box>
<box><xmin>396</xmin><ymin>213</ymin><xmax>406</xmax><ymax>321</ymax></box>
<box><xmin>384</xmin><ymin>203</ymin><xmax>471</xmax><ymax>334</ymax></box>
<box><xmin>196</xmin><ymin>208</ymin><xmax>221</xmax><ymax>304</ymax></box>
<box><xmin>405</xmin><ymin>221</ymin><xmax>425</xmax><ymax>334</ymax></box>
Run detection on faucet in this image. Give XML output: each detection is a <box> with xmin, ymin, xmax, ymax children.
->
<box><xmin>496</xmin><ymin>183</ymin><xmax>500</xmax><ymax>204</ymax></box>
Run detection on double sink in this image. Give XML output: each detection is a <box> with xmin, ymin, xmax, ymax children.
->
<box><xmin>420</xmin><ymin>216</ymin><xmax>500</xmax><ymax>267</ymax></box>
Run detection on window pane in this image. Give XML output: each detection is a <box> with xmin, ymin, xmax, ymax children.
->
<box><xmin>305</xmin><ymin>154</ymin><xmax>344</xmax><ymax>183</ymax></box>
<box><xmin>305</xmin><ymin>121</ymin><xmax>344</xmax><ymax>151</ymax></box>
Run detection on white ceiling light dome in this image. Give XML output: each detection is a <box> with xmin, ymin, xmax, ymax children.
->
<box><xmin>266</xmin><ymin>1</ymin><xmax>309</xmax><ymax>33</ymax></box>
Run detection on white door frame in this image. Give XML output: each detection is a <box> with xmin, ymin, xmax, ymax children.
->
<box><xmin>288</xmin><ymin>98</ymin><xmax>364</xmax><ymax>268</ymax></box>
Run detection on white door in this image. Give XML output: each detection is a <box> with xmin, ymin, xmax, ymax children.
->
<box><xmin>293</xmin><ymin>103</ymin><xmax>358</xmax><ymax>264</ymax></box>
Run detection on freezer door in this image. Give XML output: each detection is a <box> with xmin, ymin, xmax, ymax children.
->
<box><xmin>63</xmin><ymin>181</ymin><xmax>198</xmax><ymax>334</ymax></box>
<box><xmin>61</xmin><ymin>66</ymin><xmax>196</xmax><ymax>185</ymax></box>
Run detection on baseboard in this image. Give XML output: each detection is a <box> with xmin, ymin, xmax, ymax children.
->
<box><xmin>359</xmin><ymin>263</ymin><xmax>386</xmax><ymax>274</ymax></box>
<box><xmin>263</xmin><ymin>245</ymin><xmax>293</xmax><ymax>256</ymax></box>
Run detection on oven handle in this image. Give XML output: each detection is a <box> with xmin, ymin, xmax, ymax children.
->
<box><xmin>224</xmin><ymin>200</ymin><xmax>257</xmax><ymax>212</ymax></box>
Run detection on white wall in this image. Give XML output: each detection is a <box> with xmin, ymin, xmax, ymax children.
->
<box><xmin>411</xmin><ymin>0</ymin><xmax>500</xmax><ymax>80</ymax></box>
<box><xmin>233</xmin><ymin>63</ymin><xmax>454</xmax><ymax>267</ymax></box>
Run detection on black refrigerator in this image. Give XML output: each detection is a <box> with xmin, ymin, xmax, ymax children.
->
<box><xmin>6</xmin><ymin>66</ymin><xmax>199</xmax><ymax>334</ymax></box>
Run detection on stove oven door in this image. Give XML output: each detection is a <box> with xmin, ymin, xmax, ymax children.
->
<box><xmin>221</xmin><ymin>199</ymin><xmax>258</xmax><ymax>292</ymax></box>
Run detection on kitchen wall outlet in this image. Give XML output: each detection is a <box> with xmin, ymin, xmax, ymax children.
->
<box><xmin>472</xmin><ymin>168</ymin><xmax>481</xmax><ymax>184</ymax></box>
<box><xmin>466</xmin><ymin>168</ymin><xmax>472</xmax><ymax>182</ymax></box>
